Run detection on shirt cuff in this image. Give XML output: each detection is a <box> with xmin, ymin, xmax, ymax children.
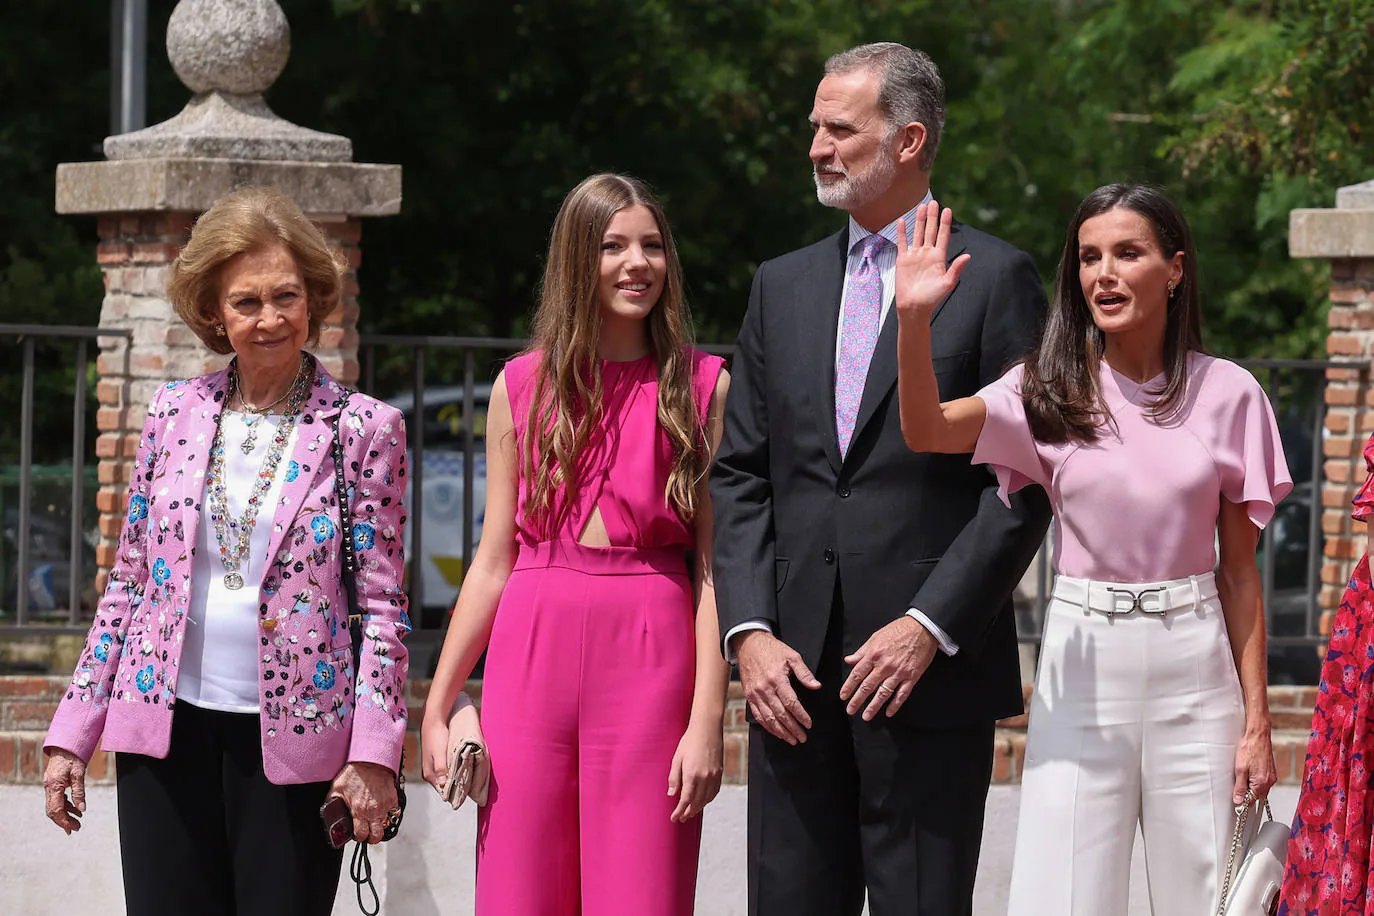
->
<box><xmin>723</xmin><ymin>619</ymin><xmax>774</xmax><ymax>664</ymax></box>
<box><xmin>907</xmin><ymin>608</ymin><xmax>959</xmax><ymax>656</ymax></box>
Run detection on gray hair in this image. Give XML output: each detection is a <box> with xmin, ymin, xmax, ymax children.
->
<box><xmin>824</xmin><ymin>42</ymin><xmax>945</xmax><ymax>171</ymax></box>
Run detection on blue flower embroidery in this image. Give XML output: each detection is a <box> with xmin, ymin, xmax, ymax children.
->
<box><xmin>352</xmin><ymin>522</ymin><xmax>375</xmax><ymax>551</ymax></box>
<box><xmin>135</xmin><ymin>665</ymin><xmax>155</xmax><ymax>693</ymax></box>
<box><xmin>311</xmin><ymin>516</ymin><xmax>336</xmax><ymax>544</ymax></box>
<box><xmin>285</xmin><ymin>461</ymin><xmax>300</xmax><ymax>483</ymax></box>
<box><xmin>93</xmin><ymin>632</ymin><xmax>113</xmax><ymax>662</ymax></box>
<box><xmin>151</xmin><ymin>558</ymin><xmax>170</xmax><ymax>585</ymax></box>
<box><xmin>127</xmin><ymin>494</ymin><xmax>149</xmax><ymax>523</ymax></box>
<box><xmin>313</xmin><ymin>661</ymin><xmax>336</xmax><ymax>690</ymax></box>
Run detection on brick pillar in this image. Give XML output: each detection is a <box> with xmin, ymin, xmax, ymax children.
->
<box><xmin>1291</xmin><ymin>179</ymin><xmax>1374</xmax><ymax>634</ymax></box>
<box><xmin>55</xmin><ymin>0</ymin><xmax>399</xmax><ymax>590</ymax></box>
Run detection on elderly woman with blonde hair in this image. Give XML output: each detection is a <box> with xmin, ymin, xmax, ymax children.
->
<box><xmin>42</xmin><ymin>187</ymin><xmax>411</xmax><ymax>916</ymax></box>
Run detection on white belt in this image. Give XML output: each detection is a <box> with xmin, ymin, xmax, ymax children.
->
<box><xmin>1052</xmin><ymin>573</ymin><xmax>1216</xmax><ymax>618</ymax></box>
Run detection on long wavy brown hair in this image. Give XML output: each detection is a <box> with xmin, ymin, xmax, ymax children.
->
<box><xmin>521</xmin><ymin>173</ymin><xmax>706</xmax><ymax>534</ymax></box>
<box><xmin>1022</xmin><ymin>183</ymin><xmax>1203</xmax><ymax>443</ymax></box>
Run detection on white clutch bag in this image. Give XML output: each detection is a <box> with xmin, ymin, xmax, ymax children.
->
<box><xmin>440</xmin><ymin>692</ymin><xmax>490</xmax><ymax>810</ymax></box>
<box><xmin>1216</xmin><ymin>792</ymin><xmax>1289</xmax><ymax>916</ymax></box>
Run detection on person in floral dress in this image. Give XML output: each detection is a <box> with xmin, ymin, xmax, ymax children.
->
<box><xmin>1281</xmin><ymin>434</ymin><xmax>1374</xmax><ymax>913</ymax></box>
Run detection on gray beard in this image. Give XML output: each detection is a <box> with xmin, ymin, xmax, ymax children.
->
<box><xmin>814</xmin><ymin>153</ymin><xmax>897</xmax><ymax>212</ymax></box>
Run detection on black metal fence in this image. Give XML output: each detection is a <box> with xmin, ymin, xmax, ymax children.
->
<box><xmin>0</xmin><ymin>325</ymin><xmax>1362</xmax><ymax>685</ymax></box>
<box><xmin>0</xmin><ymin>324</ymin><xmax>131</xmax><ymax>633</ymax></box>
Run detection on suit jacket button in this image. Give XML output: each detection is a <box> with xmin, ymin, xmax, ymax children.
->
<box><xmin>262</xmin><ymin>618</ymin><xmax>278</xmax><ymax>631</ymax></box>
<box><xmin>838</xmin><ymin>486</ymin><xmax>851</xmax><ymax>498</ymax></box>
<box><xmin>823</xmin><ymin>547</ymin><xmax>836</xmax><ymax>564</ymax></box>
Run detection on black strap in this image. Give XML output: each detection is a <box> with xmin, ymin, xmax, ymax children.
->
<box><xmin>330</xmin><ymin>397</ymin><xmax>405</xmax><ymax>915</ymax></box>
<box><xmin>350</xmin><ymin>843</ymin><xmax>380</xmax><ymax>916</ymax></box>
<box><xmin>329</xmin><ymin>404</ymin><xmax>363</xmax><ymax>661</ymax></box>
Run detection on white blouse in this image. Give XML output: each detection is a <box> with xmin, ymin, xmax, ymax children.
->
<box><xmin>178</xmin><ymin>411</ymin><xmax>299</xmax><ymax>713</ymax></box>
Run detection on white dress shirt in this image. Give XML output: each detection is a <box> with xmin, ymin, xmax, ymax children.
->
<box><xmin>724</xmin><ymin>192</ymin><xmax>960</xmax><ymax>662</ymax></box>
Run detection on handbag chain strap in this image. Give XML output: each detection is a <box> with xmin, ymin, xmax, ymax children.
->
<box><xmin>1215</xmin><ymin>788</ymin><xmax>1274</xmax><ymax>915</ymax></box>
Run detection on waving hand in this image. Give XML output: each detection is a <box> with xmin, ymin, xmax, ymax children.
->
<box><xmin>894</xmin><ymin>201</ymin><xmax>971</xmax><ymax>320</ymax></box>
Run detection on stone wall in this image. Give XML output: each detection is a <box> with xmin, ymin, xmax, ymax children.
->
<box><xmin>1318</xmin><ymin>259</ymin><xmax>1374</xmax><ymax>624</ymax></box>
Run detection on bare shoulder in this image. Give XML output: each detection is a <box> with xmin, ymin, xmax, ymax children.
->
<box><xmin>712</xmin><ymin>367</ymin><xmax>731</xmax><ymax>402</ymax></box>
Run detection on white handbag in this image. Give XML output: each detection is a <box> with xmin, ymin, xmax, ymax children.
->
<box><xmin>1216</xmin><ymin>791</ymin><xmax>1289</xmax><ymax>916</ymax></box>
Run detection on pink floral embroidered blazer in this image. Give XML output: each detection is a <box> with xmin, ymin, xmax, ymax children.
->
<box><xmin>45</xmin><ymin>359</ymin><xmax>411</xmax><ymax>784</ymax></box>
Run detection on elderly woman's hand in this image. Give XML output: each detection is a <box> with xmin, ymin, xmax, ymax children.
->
<box><xmin>43</xmin><ymin>748</ymin><xmax>87</xmax><ymax>835</ymax></box>
<box><xmin>328</xmin><ymin>761</ymin><xmax>399</xmax><ymax>845</ymax></box>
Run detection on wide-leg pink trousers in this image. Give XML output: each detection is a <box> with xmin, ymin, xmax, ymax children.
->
<box><xmin>476</xmin><ymin>541</ymin><xmax>701</xmax><ymax>915</ymax></box>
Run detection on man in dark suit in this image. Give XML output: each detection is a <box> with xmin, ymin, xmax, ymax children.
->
<box><xmin>711</xmin><ymin>42</ymin><xmax>1052</xmax><ymax>915</ymax></box>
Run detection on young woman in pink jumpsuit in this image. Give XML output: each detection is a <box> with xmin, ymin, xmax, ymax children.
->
<box><xmin>420</xmin><ymin>173</ymin><xmax>731</xmax><ymax>914</ymax></box>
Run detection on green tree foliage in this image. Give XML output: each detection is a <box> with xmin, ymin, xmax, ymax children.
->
<box><xmin>1160</xmin><ymin>0</ymin><xmax>1374</xmax><ymax>357</ymax></box>
<box><xmin>1</xmin><ymin>0</ymin><xmax>1368</xmax><ymax>419</ymax></box>
<box><xmin>0</xmin><ymin>5</ymin><xmax>110</xmax><ymax>464</ymax></box>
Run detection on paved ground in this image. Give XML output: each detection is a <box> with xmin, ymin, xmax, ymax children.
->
<box><xmin>4</xmin><ymin>783</ymin><xmax>1299</xmax><ymax>914</ymax></box>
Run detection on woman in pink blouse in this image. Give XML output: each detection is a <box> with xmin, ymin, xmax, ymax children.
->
<box><xmin>893</xmin><ymin>184</ymin><xmax>1291</xmax><ymax>914</ymax></box>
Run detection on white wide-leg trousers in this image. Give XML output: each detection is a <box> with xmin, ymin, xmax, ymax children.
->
<box><xmin>1007</xmin><ymin>573</ymin><xmax>1245</xmax><ymax>916</ymax></box>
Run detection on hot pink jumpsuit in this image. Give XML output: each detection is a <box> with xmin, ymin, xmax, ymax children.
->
<box><xmin>475</xmin><ymin>348</ymin><xmax>725</xmax><ymax>915</ymax></box>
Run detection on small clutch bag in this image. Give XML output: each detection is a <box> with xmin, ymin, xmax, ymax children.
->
<box><xmin>441</xmin><ymin>692</ymin><xmax>490</xmax><ymax>809</ymax></box>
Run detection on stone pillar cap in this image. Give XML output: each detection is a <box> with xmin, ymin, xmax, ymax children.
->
<box><xmin>1337</xmin><ymin>180</ymin><xmax>1374</xmax><ymax>210</ymax></box>
<box><xmin>56</xmin><ymin>158</ymin><xmax>400</xmax><ymax>217</ymax></box>
<box><xmin>1290</xmin><ymin>177</ymin><xmax>1374</xmax><ymax>259</ymax></box>
<box><xmin>104</xmin><ymin>0</ymin><xmax>351</xmax><ymax>163</ymax></box>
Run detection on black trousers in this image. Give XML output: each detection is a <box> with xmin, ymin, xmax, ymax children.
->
<box><xmin>748</xmin><ymin>588</ymin><xmax>997</xmax><ymax>916</ymax></box>
<box><xmin>116</xmin><ymin>702</ymin><xmax>344</xmax><ymax>916</ymax></box>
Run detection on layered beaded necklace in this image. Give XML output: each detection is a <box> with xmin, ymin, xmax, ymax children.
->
<box><xmin>207</xmin><ymin>355</ymin><xmax>313</xmax><ymax>590</ymax></box>
<box><xmin>235</xmin><ymin>383</ymin><xmax>295</xmax><ymax>455</ymax></box>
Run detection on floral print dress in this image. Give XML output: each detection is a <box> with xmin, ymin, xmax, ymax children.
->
<box><xmin>1280</xmin><ymin>434</ymin><xmax>1374</xmax><ymax>914</ymax></box>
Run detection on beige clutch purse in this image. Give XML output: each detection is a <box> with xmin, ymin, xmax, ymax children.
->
<box><xmin>441</xmin><ymin>692</ymin><xmax>489</xmax><ymax>809</ymax></box>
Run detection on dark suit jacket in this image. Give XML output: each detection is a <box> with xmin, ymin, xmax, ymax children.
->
<box><xmin>711</xmin><ymin>220</ymin><xmax>1053</xmax><ymax>725</ymax></box>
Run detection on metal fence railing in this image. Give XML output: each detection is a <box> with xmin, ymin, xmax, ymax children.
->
<box><xmin>0</xmin><ymin>325</ymin><xmax>1364</xmax><ymax>685</ymax></box>
<box><xmin>0</xmin><ymin>324</ymin><xmax>132</xmax><ymax>635</ymax></box>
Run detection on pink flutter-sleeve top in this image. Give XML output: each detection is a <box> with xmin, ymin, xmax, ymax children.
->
<box><xmin>973</xmin><ymin>354</ymin><xmax>1293</xmax><ymax>582</ymax></box>
<box><xmin>502</xmin><ymin>348</ymin><xmax>725</xmax><ymax>549</ymax></box>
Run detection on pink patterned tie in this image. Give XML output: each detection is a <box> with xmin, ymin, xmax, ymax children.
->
<box><xmin>835</xmin><ymin>233</ymin><xmax>889</xmax><ymax>456</ymax></box>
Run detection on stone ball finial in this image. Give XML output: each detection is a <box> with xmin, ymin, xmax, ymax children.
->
<box><xmin>166</xmin><ymin>0</ymin><xmax>290</xmax><ymax>96</ymax></box>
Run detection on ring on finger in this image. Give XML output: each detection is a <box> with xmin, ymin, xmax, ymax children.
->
<box><xmin>876</xmin><ymin>682</ymin><xmax>897</xmax><ymax>695</ymax></box>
